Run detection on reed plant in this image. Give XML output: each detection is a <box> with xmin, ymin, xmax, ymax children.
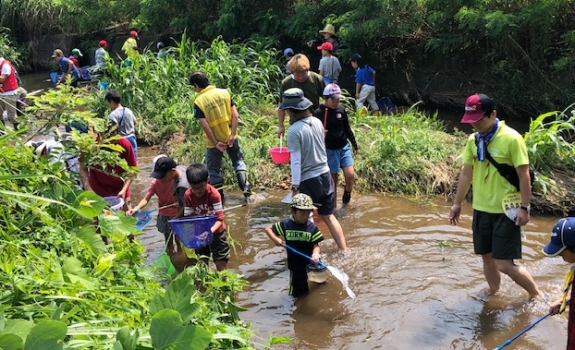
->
<box><xmin>100</xmin><ymin>35</ymin><xmax>283</xmax><ymax>145</ymax></box>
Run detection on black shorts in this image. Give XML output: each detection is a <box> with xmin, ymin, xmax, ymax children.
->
<box><xmin>299</xmin><ymin>171</ymin><xmax>335</xmax><ymax>216</ymax></box>
<box><xmin>472</xmin><ymin>210</ymin><xmax>522</xmax><ymax>260</ymax></box>
<box><xmin>195</xmin><ymin>229</ymin><xmax>231</xmax><ymax>262</ymax></box>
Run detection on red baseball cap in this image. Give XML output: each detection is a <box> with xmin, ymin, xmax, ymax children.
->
<box><xmin>130</xmin><ymin>30</ymin><xmax>138</xmax><ymax>37</ymax></box>
<box><xmin>461</xmin><ymin>93</ymin><xmax>495</xmax><ymax>123</ymax></box>
<box><xmin>317</xmin><ymin>42</ymin><xmax>333</xmax><ymax>51</ymax></box>
<box><xmin>99</xmin><ymin>40</ymin><xmax>107</xmax><ymax>47</ymax></box>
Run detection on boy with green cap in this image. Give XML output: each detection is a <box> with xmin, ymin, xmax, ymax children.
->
<box><xmin>265</xmin><ymin>193</ymin><xmax>324</xmax><ymax>297</ymax></box>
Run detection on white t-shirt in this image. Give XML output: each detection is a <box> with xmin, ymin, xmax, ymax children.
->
<box><xmin>0</xmin><ymin>58</ymin><xmax>17</xmax><ymax>96</ymax></box>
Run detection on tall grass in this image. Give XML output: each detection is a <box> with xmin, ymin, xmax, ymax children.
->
<box><xmin>101</xmin><ymin>35</ymin><xmax>283</xmax><ymax>144</ymax></box>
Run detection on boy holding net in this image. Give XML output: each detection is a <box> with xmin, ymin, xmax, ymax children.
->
<box><xmin>265</xmin><ymin>193</ymin><xmax>325</xmax><ymax>297</ymax></box>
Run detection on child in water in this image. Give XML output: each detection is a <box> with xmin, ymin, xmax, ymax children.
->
<box><xmin>543</xmin><ymin>217</ymin><xmax>575</xmax><ymax>350</ymax></box>
<box><xmin>265</xmin><ymin>193</ymin><xmax>324</xmax><ymax>297</ymax></box>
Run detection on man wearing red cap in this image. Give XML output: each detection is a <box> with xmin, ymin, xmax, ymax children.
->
<box><xmin>317</xmin><ymin>42</ymin><xmax>341</xmax><ymax>84</ymax></box>
<box><xmin>122</xmin><ymin>30</ymin><xmax>140</xmax><ymax>62</ymax></box>
<box><xmin>449</xmin><ymin>93</ymin><xmax>541</xmax><ymax>298</ymax></box>
<box><xmin>95</xmin><ymin>40</ymin><xmax>109</xmax><ymax>68</ymax></box>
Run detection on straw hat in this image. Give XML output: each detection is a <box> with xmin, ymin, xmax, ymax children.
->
<box><xmin>319</xmin><ymin>24</ymin><xmax>336</xmax><ymax>36</ymax></box>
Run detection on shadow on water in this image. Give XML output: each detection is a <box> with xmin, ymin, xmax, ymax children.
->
<box><xmin>130</xmin><ymin>146</ymin><xmax>568</xmax><ymax>350</ymax></box>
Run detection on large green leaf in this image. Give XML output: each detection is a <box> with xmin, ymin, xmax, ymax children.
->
<box><xmin>62</xmin><ymin>257</ymin><xmax>94</xmax><ymax>290</ymax></box>
<box><xmin>173</xmin><ymin>325</ymin><xmax>211</xmax><ymax>350</ymax></box>
<box><xmin>149</xmin><ymin>309</ymin><xmax>184</xmax><ymax>349</ymax></box>
<box><xmin>75</xmin><ymin>224</ymin><xmax>107</xmax><ymax>256</ymax></box>
<box><xmin>115</xmin><ymin>327</ymin><xmax>138</xmax><ymax>350</ymax></box>
<box><xmin>149</xmin><ymin>273</ymin><xmax>200</xmax><ymax>323</ymax></box>
<box><xmin>74</xmin><ymin>191</ymin><xmax>107</xmax><ymax>218</ymax></box>
<box><xmin>2</xmin><ymin>320</ymin><xmax>34</xmax><ymax>343</ymax></box>
<box><xmin>0</xmin><ymin>333</ymin><xmax>24</xmax><ymax>350</ymax></box>
<box><xmin>23</xmin><ymin>320</ymin><xmax>67</xmax><ymax>350</ymax></box>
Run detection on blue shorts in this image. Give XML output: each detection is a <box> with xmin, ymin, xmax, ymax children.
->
<box><xmin>326</xmin><ymin>144</ymin><xmax>354</xmax><ymax>174</ymax></box>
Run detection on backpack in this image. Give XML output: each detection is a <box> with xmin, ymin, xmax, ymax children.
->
<box><xmin>14</xmin><ymin>69</ymin><xmax>22</xmax><ymax>86</ymax></box>
<box><xmin>475</xmin><ymin>135</ymin><xmax>535</xmax><ymax>192</ymax></box>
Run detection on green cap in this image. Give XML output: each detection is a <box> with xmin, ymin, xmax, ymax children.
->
<box><xmin>290</xmin><ymin>193</ymin><xmax>316</xmax><ymax>210</ymax></box>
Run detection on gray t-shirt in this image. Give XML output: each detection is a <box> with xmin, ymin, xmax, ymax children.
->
<box><xmin>287</xmin><ymin>116</ymin><xmax>329</xmax><ymax>182</ymax></box>
<box><xmin>173</xmin><ymin>165</ymin><xmax>190</xmax><ymax>210</ymax></box>
<box><xmin>109</xmin><ymin>106</ymin><xmax>136</xmax><ymax>138</ymax></box>
<box><xmin>318</xmin><ymin>56</ymin><xmax>341</xmax><ymax>82</ymax></box>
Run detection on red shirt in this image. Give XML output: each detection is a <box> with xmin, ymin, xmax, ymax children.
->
<box><xmin>183</xmin><ymin>184</ymin><xmax>225</xmax><ymax>233</ymax></box>
<box><xmin>69</xmin><ymin>56</ymin><xmax>80</xmax><ymax>68</ymax></box>
<box><xmin>87</xmin><ymin>137</ymin><xmax>137</xmax><ymax>198</ymax></box>
<box><xmin>146</xmin><ymin>179</ymin><xmax>179</xmax><ymax>216</ymax></box>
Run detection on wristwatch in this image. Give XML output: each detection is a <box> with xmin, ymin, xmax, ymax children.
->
<box><xmin>520</xmin><ymin>205</ymin><xmax>531</xmax><ymax>213</ymax></box>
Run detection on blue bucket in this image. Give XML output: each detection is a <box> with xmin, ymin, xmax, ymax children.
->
<box><xmin>102</xmin><ymin>196</ymin><xmax>124</xmax><ymax>211</ymax></box>
<box><xmin>377</xmin><ymin>96</ymin><xmax>396</xmax><ymax>114</ymax></box>
<box><xmin>169</xmin><ymin>215</ymin><xmax>217</xmax><ymax>249</ymax></box>
<box><xmin>98</xmin><ymin>81</ymin><xmax>109</xmax><ymax>91</ymax></box>
<box><xmin>49</xmin><ymin>72</ymin><xmax>60</xmax><ymax>85</ymax></box>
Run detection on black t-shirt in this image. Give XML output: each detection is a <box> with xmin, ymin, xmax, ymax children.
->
<box><xmin>271</xmin><ymin>217</ymin><xmax>324</xmax><ymax>270</ymax></box>
<box><xmin>314</xmin><ymin>104</ymin><xmax>358</xmax><ymax>150</ymax></box>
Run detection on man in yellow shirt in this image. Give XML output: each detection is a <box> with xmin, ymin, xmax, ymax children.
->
<box><xmin>449</xmin><ymin>93</ymin><xmax>541</xmax><ymax>298</ymax></box>
<box><xmin>121</xmin><ymin>30</ymin><xmax>140</xmax><ymax>63</ymax></box>
<box><xmin>188</xmin><ymin>71</ymin><xmax>251</xmax><ymax>202</ymax></box>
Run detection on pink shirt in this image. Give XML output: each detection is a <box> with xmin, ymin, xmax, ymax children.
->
<box><xmin>146</xmin><ymin>179</ymin><xmax>179</xmax><ymax>216</ymax></box>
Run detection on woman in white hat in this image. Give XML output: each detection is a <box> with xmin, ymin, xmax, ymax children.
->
<box><xmin>307</xmin><ymin>24</ymin><xmax>340</xmax><ymax>55</ymax></box>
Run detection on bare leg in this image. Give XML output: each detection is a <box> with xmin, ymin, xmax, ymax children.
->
<box><xmin>319</xmin><ymin>214</ymin><xmax>347</xmax><ymax>252</ymax></box>
<box><xmin>342</xmin><ymin>165</ymin><xmax>355</xmax><ymax>193</ymax></box>
<box><xmin>495</xmin><ymin>259</ymin><xmax>542</xmax><ymax>297</ymax></box>
<box><xmin>331</xmin><ymin>173</ymin><xmax>339</xmax><ymax>211</ymax></box>
<box><xmin>482</xmin><ymin>253</ymin><xmax>501</xmax><ymax>294</ymax></box>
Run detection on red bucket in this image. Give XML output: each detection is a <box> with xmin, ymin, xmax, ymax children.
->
<box><xmin>268</xmin><ymin>147</ymin><xmax>290</xmax><ymax>164</ymax></box>
<box><xmin>169</xmin><ymin>215</ymin><xmax>217</xmax><ymax>249</ymax></box>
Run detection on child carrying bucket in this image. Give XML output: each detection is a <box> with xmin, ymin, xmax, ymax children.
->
<box><xmin>179</xmin><ymin>163</ymin><xmax>230</xmax><ymax>271</ymax></box>
<box><xmin>265</xmin><ymin>193</ymin><xmax>326</xmax><ymax>298</ymax></box>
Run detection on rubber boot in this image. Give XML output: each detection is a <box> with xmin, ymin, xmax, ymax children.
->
<box><xmin>212</xmin><ymin>182</ymin><xmax>225</xmax><ymax>204</ymax></box>
<box><xmin>236</xmin><ymin>171</ymin><xmax>252</xmax><ymax>198</ymax></box>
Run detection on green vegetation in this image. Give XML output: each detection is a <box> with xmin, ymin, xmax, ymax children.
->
<box><xmin>4</xmin><ymin>1</ymin><xmax>575</xmax><ymax>115</ymax></box>
<box><xmin>95</xmin><ymin>36</ymin><xmax>282</xmax><ymax>145</ymax></box>
<box><xmin>0</xmin><ymin>86</ymin><xmax>290</xmax><ymax>349</ymax></box>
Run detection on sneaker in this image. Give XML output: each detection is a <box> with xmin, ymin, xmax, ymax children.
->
<box><xmin>342</xmin><ymin>190</ymin><xmax>351</xmax><ymax>204</ymax></box>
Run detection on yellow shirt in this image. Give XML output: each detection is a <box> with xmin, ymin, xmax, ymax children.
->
<box><xmin>194</xmin><ymin>86</ymin><xmax>236</xmax><ymax>147</ymax></box>
<box><xmin>462</xmin><ymin>121</ymin><xmax>529</xmax><ymax>213</ymax></box>
<box><xmin>121</xmin><ymin>38</ymin><xmax>139</xmax><ymax>59</ymax></box>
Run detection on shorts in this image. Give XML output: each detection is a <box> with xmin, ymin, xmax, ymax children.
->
<box><xmin>326</xmin><ymin>144</ymin><xmax>354</xmax><ymax>174</ymax></box>
<box><xmin>299</xmin><ymin>172</ymin><xmax>335</xmax><ymax>216</ymax></box>
<box><xmin>195</xmin><ymin>229</ymin><xmax>230</xmax><ymax>262</ymax></box>
<box><xmin>156</xmin><ymin>214</ymin><xmax>173</xmax><ymax>241</ymax></box>
<box><xmin>289</xmin><ymin>268</ymin><xmax>309</xmax><ymax>297</ymax></box>
<box><xmin>472</xmin><ymin>210</ymin><xmax>522</xmax><ymax>260</ymax></box>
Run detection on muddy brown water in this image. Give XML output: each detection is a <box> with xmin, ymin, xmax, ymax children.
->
<box><xmin>21</xmin><ymin>73</ymin><xmax>565</xmax><ymax>349</ymax></box>
<box><xmin>129</xmin><ymin>147</ymin><xmax>568</xmax><ymax>350</ymax></box>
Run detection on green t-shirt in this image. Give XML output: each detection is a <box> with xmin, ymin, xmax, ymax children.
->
<box><xmin>462</xmin><ymin>121</ymin><xmax>529</xmax><ymax>213</ymax></box>
<box><xmin>279</xmin><ymin>72</ymin><xmax>326</xmax><ymax>110</ymax></box>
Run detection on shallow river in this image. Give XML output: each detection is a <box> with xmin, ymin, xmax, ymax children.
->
<box><xmin>21</xmin><ymin>73</ymin><xmax>565</xmax><ymax>349</ymax></box>
<box><xmin>131</xmin><ymin>147</ymin><xmax>568</xmax><ymax>350</ymax></box>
